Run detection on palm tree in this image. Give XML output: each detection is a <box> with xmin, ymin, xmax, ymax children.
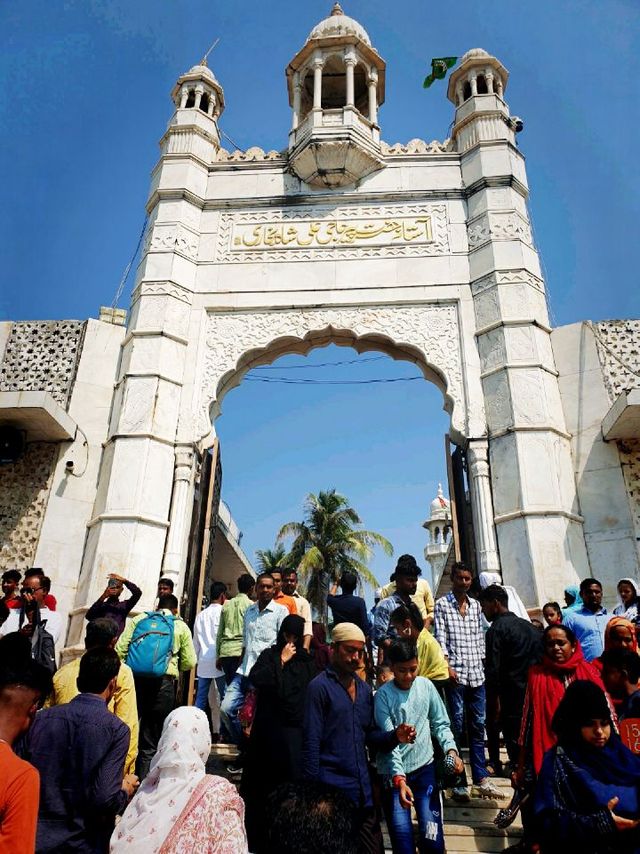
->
<box><xmin>255</xmin><ymin>544</ymin><xmax>287</xmax><ymax>573</ymax></box>
<box><xmin>277</xmin><ymin>489</ymin><xmax>393</xmax><ymax>622</ymax></box>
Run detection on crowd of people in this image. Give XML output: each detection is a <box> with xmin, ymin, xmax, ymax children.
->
<box><xmin>2</xmin><ymin>562</ymin><xmax>640</xmax><ymax>853</ymax></box>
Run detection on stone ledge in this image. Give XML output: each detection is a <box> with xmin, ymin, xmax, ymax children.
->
<box><xmin>0</xmin><ymin>390</ymin><xmax>76</xmax><ymax>442</ymax></box>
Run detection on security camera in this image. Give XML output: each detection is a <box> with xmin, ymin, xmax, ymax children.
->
<box><xmin>510</xmin><ymin>116</ymin><xmax>524</xmax><ymax>133</ymax></box>
<box><xmin>65</xmin><ymin>460</ymin><xmax>75</xmax><ymax>472</ymax></box>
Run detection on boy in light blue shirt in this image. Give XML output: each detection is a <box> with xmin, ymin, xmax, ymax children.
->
<box><xmin>374</xmin><ymin>638</ymin><xmax>464</xmax><ymax>853</ymax></box>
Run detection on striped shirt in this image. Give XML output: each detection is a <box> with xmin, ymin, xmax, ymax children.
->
<box><xmin>434</xmin><ymin>592</ymin><xmax>485</xmax><ymax>687</ymax></box>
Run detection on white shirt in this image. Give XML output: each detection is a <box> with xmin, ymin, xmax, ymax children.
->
<box><xmin>1</xmin><ymin>607</ymin><xmax>63</xmax><ymax>644</ymax></box>
<box><xmin>237</xmin><ymin>601</ymin><xmax>288</xmax><ymax>677</ymax></box>
<box><xmin>193</xmin><ymin>602</ymin><xmax>224</xmax><ymax>678</ymax></box>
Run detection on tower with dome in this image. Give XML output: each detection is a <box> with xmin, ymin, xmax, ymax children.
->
<box><xmin>423</xmin><ymin>485</ymin><xmax>453</xmax><ymax>591</ymax></box>
<box><xmin>2</xmin><ymin>5</ymin><xmax>639</xmax><ymax>664</ymax></box>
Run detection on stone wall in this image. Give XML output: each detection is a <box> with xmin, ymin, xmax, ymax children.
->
<box><xmin>0</xmin><ymin>320</ymin><xmax>86</xmax><ymax>569</ymax></box>
<box><xmin>0</xmin><ymin>320</ymin><xmax>85</xmax><ymax>406</ymax></box>
<box><xmin>0</xmin><ymin>442</ymin><xmax>57</xmax><ymax>569</ymax></box>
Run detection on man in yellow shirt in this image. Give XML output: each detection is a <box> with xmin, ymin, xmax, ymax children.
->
<box><xmin>380</xmin><ymin>575</ymin><xmax>435</xmax><ymax>628</ymax></box>
<box><xmin>46</xmin><ymin>617</ymin><xmax>138</xmax><ymax>775</ymax></box>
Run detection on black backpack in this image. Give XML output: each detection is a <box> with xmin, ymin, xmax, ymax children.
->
<box><xmin>31</xmin><ymin>620</ymin><xmax>57</xmax><ymax>674</ymax></box>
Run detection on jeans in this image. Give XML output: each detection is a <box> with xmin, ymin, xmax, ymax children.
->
<box><xmin>195</xmin><ymin>675</ymin><xmax>227</xmax><ymax>735</ymax></box>
<box><xmin>219</xmin><ymin>673</ymin><xmax>249</xmax><ymax>745</ymax></box>
<box><xmin>134</xmin><ymin>675</ymin><xmax>177</xmax><ymax>780</ymax></box>
<box><xmin>385</xmin><ymin>762</ymin><xmax>444</xmax><ymax>854</ymax></box>
<box><xmin>445</xmin><ymin>682</ymin><xmax>487</xmax><ymax>785</ymax></box>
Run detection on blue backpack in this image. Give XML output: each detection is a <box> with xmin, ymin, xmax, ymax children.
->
<box><xmin>126</xmin><ymin>612</ymin><xmax>176</xmax><ymax>677</ymax></box>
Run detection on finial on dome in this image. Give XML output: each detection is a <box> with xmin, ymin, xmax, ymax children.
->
<box><xmin>331</xmin><ymin>2</ymin><xmax>344</xmax><ymax>15</ymax></box>
<box><xmin>437</xmin><ymin>483</ymin><xmax>444</xmax><ymax>497</ymax></box>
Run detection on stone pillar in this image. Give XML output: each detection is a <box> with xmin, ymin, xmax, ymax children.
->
<box><xmin>486</xmin><ymin>71</ymin><xmax>494</xmax><ymax>94</ymax></box>
<box><xmin>467</xmin><ymin>440</ymin><xmax>500</xmax><ymax>572</ymax></box>
<box><xmin>179</xmin><ymin>87</ymin><xmax>189</xmax><ymax>109</ymax></box>
<box><xmin>470</xmin><ymin>74</ymin><xmax>478</xmax><ymax>96</ymax></box>
<box><xmin>313</xmin><ymin>56</ymin><xmax>323</xmax><ymax>111</ymax></box>
<box><xmin>345</xmin><ymin>53</ymin><xmax>356</xmax><ymax>107</ymax></box>
<box><xmin>207</xmin><ymin>95</ymin><xmax>214</xmax><ymax>117</ymax></box>
<box><xmin>194</xmin><ymin>86</ymin><xmax>203</xmax><ymax>110</ymax></box>
<box><xmin>161</xmin><ymin>445</ymin><xmax>196</xmax><ymax>581</ymax></box>
<box><xmin>292</xmin><ymin>72</ymin><xmax>302</xmax><ymax>130</ymax></box>
<box><xmin>368</xmin><ymin>70</ymin><xmax>378</xmax><ymax>124</ymax></box>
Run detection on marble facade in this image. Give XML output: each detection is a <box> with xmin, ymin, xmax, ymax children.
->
<box><xmin>1</xmin><ymin>6</ymin><xmax>638</xmax><ymax>652</ymax></box>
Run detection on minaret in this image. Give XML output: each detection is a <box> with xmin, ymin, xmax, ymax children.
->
<box><xmin>447</xmin><ymin>49</ymin><xmax>516</xmax><ymax>153</ymax></box>
<box><xmin>449</xmin><ymin>49</ymin><xmax>590</xmax><ymax>600</ymax></box>
<box><xmin>423</xmin><ymin>485</ymin><xmax>452</xmax><ymax>589</ymax></box>
<box><xmin>160</xmin><ymin>60</ymin><xmax>225</xmax><ymax>164</ymax></box>
<box><xmin>286</xmin><ymin>3</ymin><xmax>386</xmax><ymax>187</ymax></box>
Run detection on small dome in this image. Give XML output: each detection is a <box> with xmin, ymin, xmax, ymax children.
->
<box><xmin>460</xmin><ymin>48</ymin><xmax>490</xmax><ymax>63</ymax></box>
<box><xmin>430</xmin><ymin>484</ymin><xmax>450</xmax><ymax>516</ymax></box>
<box><xmin>186</xmin><ymin>64</ymin><xmax>220</xmax><ymax>85</ymax></box>
<box><xmin>308</xmin><ymin>3</ymin><xmax>371</xmax><ymax>46</ymax></box>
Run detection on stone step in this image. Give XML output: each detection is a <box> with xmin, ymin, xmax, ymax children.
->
<box><xmin>444</xmin><ymin>822</ymin><xmax>523</xmax><ymax>852</ymax></box>
<box><xmin>444</xmin><ymin>804</ymin><xmax>522</xmax><ymax>828</ymax></box>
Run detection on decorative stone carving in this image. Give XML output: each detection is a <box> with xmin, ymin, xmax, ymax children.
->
<box><xmin>467</xmin><ymin>212</ymin><xmax>533</xmax><ymax>249</ymax></box>
<box><xmin>0</xmin><ymin>442</ymin><xmax>57</xmax><ymax>569</ymax></box>
<box><xmin>478</xmin><ymin>328</ymin><xmax>506</xmax><ymax>373</ymax></box>
<box><xmin>380</xmin><ymin>138</ymin><xmax>452</xmax><ymax>155</ymax></box>
<box><xmin>215</xmin><ymin>203</ymin><xmax>449</xmax><ymax>263</ymax></box>
<box><xmin>473</xmin><ymin>288</ymin><xmax>500</xmax><ymax>330</ymax></box>
<box><xmin>132</xmin><ymin>281</ymin><xmax>193</xmax><ymax>305</ymax></box>
<box><xmin>511</xmin><ymin>370</ymin><xmax>545</xmax><ymax>425</ymax></box>
<box><xmin>593</xmin><ymin>320</ymin><xmax>640</xmax><ymax>404</ymax></box>
<box><xmin>216</xmin><ymin>146</ymin><xmax>285</xmax><ymax>162</ymax></box>
<box><xmin>0</xmin><ymin>321</ymin><xmax>85</xmax><ymax>407</ymax></box>
<box><xmin>471</xmin><ymin>269</ymin><xmax>545</xmax><ymax>295</ymax></box>
<box><xmin>144</xmin><ymin>223</ymin><xmax>199</xmax><ymax>262</ymax></box>
<box><xmin>198</xmin><ymin>303</ymin><xmax>468</xmax><ymax>438</ymax></box>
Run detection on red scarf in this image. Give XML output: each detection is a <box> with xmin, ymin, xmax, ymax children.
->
<box><xmin>527</xmin><ymin>643</ymin><xmax>605</xmax><ymax>774</ymax></box>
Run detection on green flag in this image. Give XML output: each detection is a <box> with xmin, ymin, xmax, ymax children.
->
<box><xmin>423</xmin><ymin>56</ymin><xmax>458</xmax><ymax>89</ymax></box>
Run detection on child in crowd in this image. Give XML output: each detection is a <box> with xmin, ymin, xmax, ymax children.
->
<box><xmin>374</xmin><ymin>639</ymin><xmax>463</xmax><ymax>853</ymax></box>
<box><xmin>542</xmin><ymin>602</ymin><xmax>563</xmax><ymax>627</ymax></box>
<box><xmin>376</xmin><ymin>663</ymin><xmax>393</xmax><ymax>689</ymax></box>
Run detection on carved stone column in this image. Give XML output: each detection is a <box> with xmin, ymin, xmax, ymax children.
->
<box><xmin>467</xmin><ymin>439</ymin><xmax>500</xmax><ymax>572</ymax></box>
<box><xmin>368</xmin><ymin>70</ymin><xmax>378</xmax><ymax>124</ymax></box>
<box><xmin>313</xmin><ymin>55</ymin><xmax>323</xmax><ymax>111</ymax></box>
<box><xmin>345</xmin><ymin>52</ymin><xmax>356</xmax><ymax>107</ymax></box>
<box><xmin>292</xmin><ymin>72</ymin><xmax>302</xmax><ymax>130</ymax></box>
<box><xmin>161</xmin><ymin>445</ymin><xmax>196</xmax><ymax>583</ymax></box>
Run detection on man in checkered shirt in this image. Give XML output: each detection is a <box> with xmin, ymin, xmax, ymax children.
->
<box><xmin>434</xmin><ymin>562</ymin><xmax>504</xmax><ymax>801</ymax></box>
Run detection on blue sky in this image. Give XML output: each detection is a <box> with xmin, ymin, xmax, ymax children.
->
<box><xmin>2</xmin><ymin>1</ymin><xmax>639</xmax><ymax>590</ymax></box>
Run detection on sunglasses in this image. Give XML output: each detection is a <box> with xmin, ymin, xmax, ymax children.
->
<box><xmin>22</xmin><ymin>587</ymin><xmax>42</xmax><ymax>594</ymax></box>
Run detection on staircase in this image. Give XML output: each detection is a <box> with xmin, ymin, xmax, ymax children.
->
<box><xmin>208</xmin><ymin>745</ymin><xmax>523</xmax><ymax>853</ymax></box>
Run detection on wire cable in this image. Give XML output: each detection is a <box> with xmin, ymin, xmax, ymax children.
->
<box><xmin>244</xmin><ymin>375</ymin><xmax>423</xmax><ymax>385</ymax></box>
<box><xmin>111</xmin><ymin>215</ymin><xmax>149</xmax><ymax>308</ymax></box>
<box><xmin>251</xmin><ymin>356</ymin><xmax>386</xmax><ymax>371</ymax></box>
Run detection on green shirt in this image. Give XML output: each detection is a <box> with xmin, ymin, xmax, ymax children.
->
<box><xmin>116</xmin><ymin>609</ymin><xmax>197</xmax><ymax>678</ymax></box>
<box><xmin>216</xmin><ymin>593</ymin><xmax>252</xmax><ymax>658</ymax></box>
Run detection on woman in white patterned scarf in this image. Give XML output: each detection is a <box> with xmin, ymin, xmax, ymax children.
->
<box><xmin>111</xmin><ymin>706</ymin><xmax>247</xmax><ymax>854</ymax></box>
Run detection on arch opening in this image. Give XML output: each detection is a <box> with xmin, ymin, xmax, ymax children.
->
<box><xmin>206</xmin><ymin>325</ymin><xmax>459</xmax><ymax>442</ymax></box>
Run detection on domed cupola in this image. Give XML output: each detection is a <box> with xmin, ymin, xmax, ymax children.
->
<box><xmin>446</xmin><ymin>49</ymin><xmax>518</xmax><ymax>153</ymax></box>
<box><xmin>286</xmin><ymin>3</ymin><xmax>386</xmax><ymax>188</ymax></box>
<box><xmin>160</xmin><ymin>59</ymin><xmax>225</xmax><ymax>164</ymax></box>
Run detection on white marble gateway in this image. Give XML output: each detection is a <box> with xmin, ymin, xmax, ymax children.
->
<box><xmin>2</xmin><ymin>4</ymin><xmax>638</xmax><ymax>652</ymax></box>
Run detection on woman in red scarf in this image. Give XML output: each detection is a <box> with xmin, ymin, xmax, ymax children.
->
<box><xmin>512</xmin><ymin>625</ymin><xmax>612</xmax><ymax>853</ymax></box>
<box><xmin>519</xmin><ymin>624</ymin><xmax>610</xmax><ymax>776</ymax></box>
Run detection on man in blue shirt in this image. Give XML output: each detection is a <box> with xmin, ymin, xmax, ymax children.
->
<box><xmin>220</xmin><ymin>572</ymin><xmax>288</xmax><ymax>747</ymax></box>
<box><xmin>373</xmin><ymin>557</ymin><xmax>420</xmax><ymax>656</ymax></box>
<box><xmin>563</xmin><ymin>578</ymin><xmax>613</xmax><ymax>661</ymax></box>
<box><xmin>22</xmin><ymin>648</ymin><xmax>139</xmax><ymax>852</ymax></box>
<box><xmin>303</xmin><ymin>622</ymin><xmax>416</xmax><ymax>854</ymax></box>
